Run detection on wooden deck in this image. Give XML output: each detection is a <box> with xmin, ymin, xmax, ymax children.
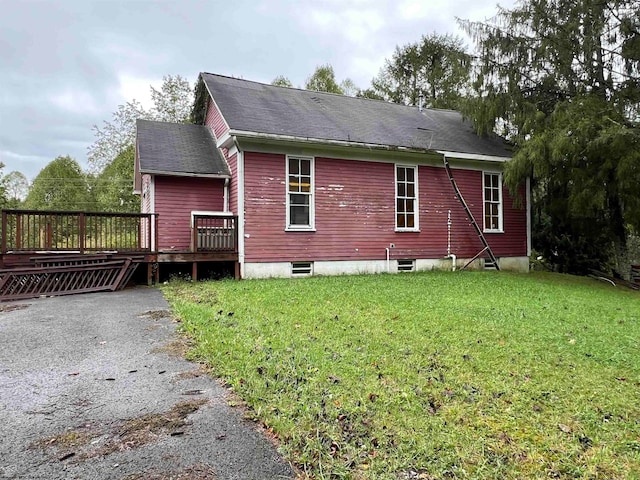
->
<box><xmin>0</xmin><ymin>210</ymin><xmax>239</xmax><ymax>299</ymax></box>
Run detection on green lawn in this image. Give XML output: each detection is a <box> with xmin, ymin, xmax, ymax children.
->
<box><xmin>163</xmin><ymin>272</ymin><xmax>640</xmax><ymax>479</ymax></box>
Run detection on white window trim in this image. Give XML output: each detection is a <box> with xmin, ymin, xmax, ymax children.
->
<box><xmin>395</xmin><ymin>164</ymin><xmax>419</xmax><ymax>232</ymax></box>
<box><xmin>285</xmin><ymin>155</ymin><xmax>315</xmax><ymax>231</ymax></box>
<box><xmin>483</xmin><ymin>171</ymin><xmax>504</xmax><ymax>233</ymax></box>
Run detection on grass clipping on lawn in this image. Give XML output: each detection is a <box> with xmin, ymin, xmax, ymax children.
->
<box><xmin>163</xmin><ymin>272</ymin><xmax>640</xmax><ymax>479</ymax></box>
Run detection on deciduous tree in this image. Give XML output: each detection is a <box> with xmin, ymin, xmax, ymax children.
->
<box><xmin>93</xmin><ymin>146</ymin><xmax>139</xmax><ymax>213</ymax></box>
<box><xmin>3</xmin><ymin>170</ymin><xmax>28</xmax><ymax>207</ymax></box>
<box><xmin>88</xmin><ymin>75</ymin><xmax>192</xmax><ymax>172</ymax></box>
<box><xmin>271</xmin><ymin>75</ymin><xmax>293</xmax><ymax>87</ymax></box>
<box><xmin>305</xmin><ymin>64</ymin><xmax>357</xmax><ymax>95</ymax></box>
<box><xmin>305</xmin><ymin>64</ymin><xmax>343</xmax><ymax>94</ymax></box>
<box><xmin>369</xmin><ymin>33</ymin><xmax>471</xmax><ymax>108</ymax></box>
<box><xmin>24</xmin><ymin>156</ymin><xmax>95</xmax><ymax>211</ymax></box>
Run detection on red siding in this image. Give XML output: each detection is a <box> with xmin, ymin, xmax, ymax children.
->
<box><xmin>205</xmin><ymin>98</ymin><xmax>229</xmax><ymax>140</ymax></box>
<box><xmin>227</xmin><ymin>153</ymin><xmax>238</xmax><ymax>215</ymax></box>
<box><xmin>243</xmin><ymin>153</ymin><xmax>527</xmax><ymax>262</ymax></box>
<box><xmin>154</xmin><ymin>176</ymin><xmax>225</xmax><ymax>251</ymax></box>
<box><xmin>452</xmin><ymin>169</ymin><xmax>528</xmax><ymax>257</ymax></box>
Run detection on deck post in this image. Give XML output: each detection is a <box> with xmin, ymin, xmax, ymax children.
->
<box><xmin>233</xmin><ymin>216</ymin><xmax>239</xmax><ymax>253</ymax></box>
<box><xmin>191</xmin><ymin>215</ymin><xmax>197</xmax><ymax>253</ymax></box>
<box><xmin>1</xmin><ymin>210</ymin><xmax>7</xmax><ymax>254</ymax></box>
<box><xmin>79</xmin><ymin>212</ymin><xmax>85</xmax><ymax>253</ymax></box>
<box><xmin>192</xmin><ymin>261</ymin><xmax>198</xmax><ymax>281</ymax></box>
<box><xmin>16</xmin><ymin>213</ymin><xmax>22</xmax><ymax>251</ymax></box>
<box><xmin>154</xmin><ymin>214</ymin><xmax>159</xmax><ymax>253</ymax></box>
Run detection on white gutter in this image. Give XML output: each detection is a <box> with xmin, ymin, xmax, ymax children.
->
<box><xmin>140</xmin><ymin>169</ymin><xmax>230</xmax><ymax>179</ymax></box>
<box><xmin>150</xmin><ymin>175</ymin><xmax>156</xmax><ymax>252</ymax></box>
<box><xmin>219</xmin><ymin>129</ymin><xmax>435</xmax><ymax>154</ymax></box>
<box><xmin>234</xmin><ymin>137</ymin><xmax>245</xmax><ymax>279</ymax></box>
<box><xmin>436</xmin><ymin>151</ymin><xmax>511</xmax><ymax>163</ymax></box>
<box><xmin>223</xmin><ymin>178</ymin><xmax>229</xmax><ymax>213</ymax></box>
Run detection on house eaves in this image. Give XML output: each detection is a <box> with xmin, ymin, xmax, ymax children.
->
<box><xmin>437</xmin><ymin>151</ymin><xmax>511</xmax><ymax>163</ymax></box>
<box><xmin>219</xmin><ymin>129</ymin><xmax>435</xmax><ymax>156</ymax></box>
<box><xmin>139</xmin><ymin>168</ymin><xmax>231</xmax><ymax>179</ymax></box>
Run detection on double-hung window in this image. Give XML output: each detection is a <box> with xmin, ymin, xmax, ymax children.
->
<box><xmin>286</xmin><ymin>156</ymin><xmax>314</xmax><ymax>230</ymax></box>
<box><xmin>395</xmin><ymin>165</ymin><xmax>418</xmax><ymax>231</ymax></box>
<box><xmin>483</xmin><ymin>172</ymin><xmax>503</xmax><ymax>232</ymax></box>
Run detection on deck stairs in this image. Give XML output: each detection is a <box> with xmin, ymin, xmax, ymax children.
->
<box><xmin>0</xmin><ymin>254</ymin><xmax>143</xmax><ymax>301</ymax></box>
<box><xmin>443</xmin><ymin>158</ymin><xmax>500</xmax><ymax>271</ymax></box>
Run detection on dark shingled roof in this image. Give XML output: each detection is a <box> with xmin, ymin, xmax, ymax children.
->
<box><xmin>201</xmin><ymin>73</ymin><xmax>512</xmax><ymax>158</ymax></box>
<box><xmin>136</xmin><ymin>119</ymin><xmax>230</xmax><ymax>176</ymax></box>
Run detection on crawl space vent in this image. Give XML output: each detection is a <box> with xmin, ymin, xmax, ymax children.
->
<box><xmin>291</xmin><ymin>262</ymin><xmax>313</xmax><ymax>276</ymax></box>
<box><xmin>397</xmin><ymin>259</ymin><xmax>416</xmax><ymax>272</ymax></box>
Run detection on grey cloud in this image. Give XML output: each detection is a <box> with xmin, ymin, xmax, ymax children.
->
<box><xmin>0</xmin><ymin>0</ymin><xmax>514</xmax><ymax>181</ymax></box>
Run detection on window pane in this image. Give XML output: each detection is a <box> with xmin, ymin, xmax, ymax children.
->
<box><xmin>406</xmin><ymin>199</ymin><xmax>414</xmax><ymax>213</ymax></box>
<box><xmin>289</xmin><ymin>175</ymin><xmax>298</xmax><ymax>192</ymax></box>
<box><xmin>406</xmin><ymin>214</ymin><xmax>414</xmax><ymax>228</ymax></box>
<box><xmin>398</xmin><ymin>183</ymin><xmax>406</xmax><ymax>197</ymax></box>
<box><xmin>289</xmin><ymin>158</ymin><xmax>299</xmax><ymax>174</ymax></box>
<box><xmin>300</xmin><ymin>176</ymin><xmax>311</xmax><ymax>192</ymax></box>
<box><xmin>301</xmin><ymin>160</ymin><xmax>310</xmax><ymax>175</ymax></box>
<box><xmin>291</xmin><ymin>206</ymin><xmax>309</xmax><ymax>225</ymax></box>
<box><xmin>397</xmin><ymin>167</ymin><xmax>405</xmax><ymax>181</ymax></box>
<box><xmin>485</xmin><ymin>173</ymin><xmax>492</xmax><ymax>188</ymax></box>
<box><xmin>493</xmin><ymin>189</ymin><xmax>500</xmax><ymax>202</ymax></box>
<box><xmin>397</xmin><ymin>214</ymin><xmax>405</xmax><ymax>228</ymax></box>
<box><xmin>407</xmin><ymin>183</ymin><xmax>415</xmax><ymax>197</ymax></box>
<box><xmin>290</xmin><ymin>194</ymin><xmax>309</xmax><ymax>206</ymax></box>
<box><xmin>406</xmin><ymin>168</ymin><xmax>414</xmax><ymax>182</ymax></box>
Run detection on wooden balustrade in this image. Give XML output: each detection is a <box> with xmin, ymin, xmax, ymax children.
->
<box><xmin>1</xmin><ymin>209</ymin><xmax>157</xmax><ymax>254</ymax></box>
<box><xmin>191</xmin><ymin>214</ymin><xmax>238</xmax><ymax>253</ymax></box>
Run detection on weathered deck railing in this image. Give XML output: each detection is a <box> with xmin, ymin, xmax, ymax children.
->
<box><xmin>1</xmin><ymin>209</ymin><xmax>158</xmax><ymax>254</ymax></box>
<box><xmin>191</xmin><ymin>213</ymin><xmax>237</xmax><ymax>253</ymax></box>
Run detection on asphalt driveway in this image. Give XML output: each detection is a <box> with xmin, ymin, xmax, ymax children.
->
<box><xmin>0</xmin><ymin>287</ymin><xmax>294</xmax><ymax>480</ymax></box>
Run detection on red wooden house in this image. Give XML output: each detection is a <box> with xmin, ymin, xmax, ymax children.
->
<box><xmin>134</xmin><ymin>73</ymin><xmax>530</xmax><ymax>279</ymax></box>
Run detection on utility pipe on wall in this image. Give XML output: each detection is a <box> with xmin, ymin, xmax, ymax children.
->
<box><xmin>386</xmin><ymin>247</ymin><xmax>390</xmax><ymax>273</ymax></box>
<box><xmin>446</xmin><ymin>209</ymin><xmax>456</xmax><ymax>271</ymax></box>
<box><xmin>386</xmin><ymin>243</ymin><xmax>394</xmax><ymax>273</ymax></box>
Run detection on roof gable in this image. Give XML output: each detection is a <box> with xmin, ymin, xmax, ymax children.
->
<box><xmin>136</xmin><ymin>119</ymin><xmax>230</xmax><ymax>176</ymax></box>
<box><xmin>200</xmin><ymin>73</ymin><xmax>511</xmax><ymax>158</ymax></box>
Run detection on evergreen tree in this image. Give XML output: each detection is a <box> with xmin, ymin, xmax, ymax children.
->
<box><xmin>460</xmin><ymin>0</ymin><xmax>640</xmax><ymax>274</ymax></box>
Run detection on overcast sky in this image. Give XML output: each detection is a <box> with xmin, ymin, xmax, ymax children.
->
<box><xmin>0</xmin><ymin>0</ymin><xmax>514</xmax><ymax>181</ymax></box>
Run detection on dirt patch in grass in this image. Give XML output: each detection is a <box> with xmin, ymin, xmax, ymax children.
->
<box><xmin>0</xmin><ymin>303</ymin><xmax>29</xmax><ymax>313</ymax></box>
<box><xmin>120</xmin><ymin>463</ymin><xmax>217</xmax><ymax>480</ymax></box>
<box><xmin>152</xmin><ymin>337</ymin><xmax>192</xmax><ymax>357</ymax></box>
<box><xmin>138</xmin><ymin>309</ymin><xmax>172</xmax><ymax>320</ymax></box>
<box><xmin>33</xmin><ymin>400</ymin><xmax>208</xmax><ymax>461</ymax></box>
